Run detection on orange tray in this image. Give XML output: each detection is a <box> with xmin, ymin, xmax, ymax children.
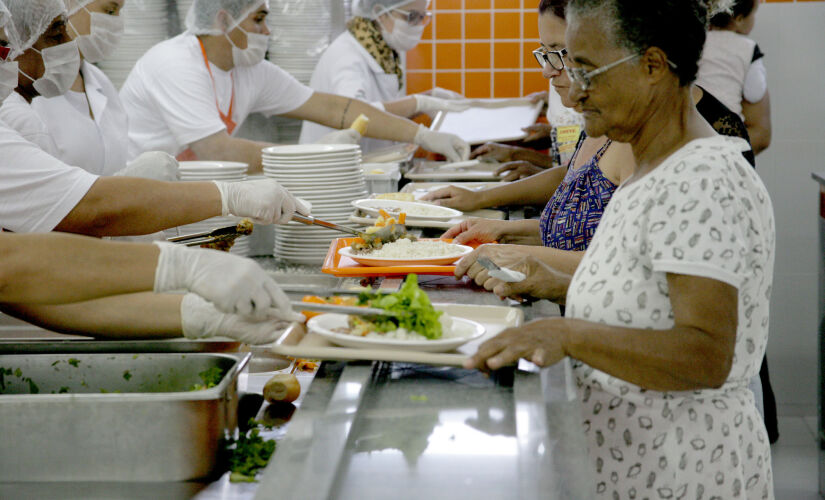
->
<box><xmin>321</xmin><ymin>237</ymin><xmax>466</xmax><ymax>277</ymax></box>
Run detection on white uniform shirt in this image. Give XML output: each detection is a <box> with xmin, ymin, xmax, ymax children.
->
<box><xmin>566</xmin><ymin>136</ymin><xmax>775</xmax><ymax>499</ymax></box>
<box><xmin>0</xmin><ymin>118</ymin><xmax>98</xmax><ymax>233</ymax></box>
<box><xmin>299</xmin><ymin>31</ymin><xmax>405</xmax><ymax>152</ymax></box>
<box><xmin>30</xmin><ymin>61</ymin><xmax>130</xmax><ymax>176</ymax></box>
<box><xmin>0</xmin><ymin>92</ymin><xmax>59</xmax><ymax>155</ymax></box>
<box><xmin>120</xmin><ymin>33</ymin><xmax>314</xmax><ymax>158</ymax></box>
<box><xmin>696</xmin><ymin>31</ymin><xmax>761</xmax><ymax>119</ymax></box>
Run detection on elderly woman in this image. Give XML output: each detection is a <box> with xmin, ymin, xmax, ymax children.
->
<box><xmin>300</xmin><ymin>0</ymin><xmax>470</xmax><ymax>153</ymax></box>
<box><xmin>465</xmin><ymin>0</ymin><xmax>775</xmax><ymax>497</ymax></box>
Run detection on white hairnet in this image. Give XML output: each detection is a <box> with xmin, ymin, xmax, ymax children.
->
<box><xmin>0</xmin><ymin>1</ymin><xmax>9</xmax><ymax>30</ymax></box>
<box><xmin>185</xmin><ymin>0</ymin><xmax>268</xmax><ymax>36</ymax></box>
<box><xmin>63</xmin><ymin>0</ymin><xmax>93</xmax><ymax>15</ymax></box>
<box><xmin>352</xmin><ymin>0</ymin><xmax>416</xmax><ymax>19</ymax></box>
<box><xmin>3</xmin><ymin>0</ymin><xmax>67</xmax><ymax>59</ymax></box>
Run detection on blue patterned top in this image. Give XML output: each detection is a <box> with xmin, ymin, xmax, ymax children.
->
<box><xmin>539</xmin><ymin>137</ymin><xmax>617</xmax><ymax>250</ymax></box>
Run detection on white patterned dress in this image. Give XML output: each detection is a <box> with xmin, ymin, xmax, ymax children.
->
<box><xmin>566</xmin><ymin>136</ymin><xmax>775</xmax><ymax>499</ymax></box>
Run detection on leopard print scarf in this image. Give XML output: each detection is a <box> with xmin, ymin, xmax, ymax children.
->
<box><xmin>347</xmin><ymin>16</ymin><xmax>403</xmax><ymax>90</ymax></box>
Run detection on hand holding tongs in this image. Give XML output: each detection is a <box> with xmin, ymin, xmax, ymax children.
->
<box><xmin>291</xmin><ymin>301</ymin><xmax>408</xmax><ymax>318</ymax></box>
<box><xmin>167</xmin><ymin>220</ymin><xmax>253</xmax><ymax>247</ymax></box>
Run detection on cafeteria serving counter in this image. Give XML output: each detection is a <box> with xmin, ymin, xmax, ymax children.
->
<box><xmin>0</xmin><ymin>261</ymin><xmax>594</xmax><ymax>500</ymax></box>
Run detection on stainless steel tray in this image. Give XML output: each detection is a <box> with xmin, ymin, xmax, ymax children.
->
<box><xmin>0</xmin><ymin>339</ymin><xmax>242</xmax><ymax>355</ymax></box>
<box><xmin>0</xmin><ymin>352</ymin><xmax>250</xmax><ymax>482</ymax></box>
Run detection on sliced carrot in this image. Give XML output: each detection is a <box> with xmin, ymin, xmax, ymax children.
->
<box><xmin>379</xmin><ymin>208</ymin><xmax>391</xmax><ymax>219</ymax></box>
<box><xmin>398</xmin><ymin>212</ymin><xmax>406</xmax><ymax>224</ymax></box>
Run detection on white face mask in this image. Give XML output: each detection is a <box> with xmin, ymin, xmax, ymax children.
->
<box><xmin>225</xmin><ymin>27</ymin><xmax>268</xmax><ymax>67</ymax></box>
<box><xmin>19</xmin><ymin>40</ymin><xmax>81</xmax><ymax>98</ymax></box>
<box><xmin>380</xmin><ymin>17</ymin><xmax>425</xmax><ymax>53</ymax></box>
<box><xmin>70</xmin><ymin>9</ymin><xmax>125</xmax><ymax>63</ymax></box>
<box><xmin>0</xmin><ymin>60</ymin><xmax>18</xmax><ymax>102</ymax></box>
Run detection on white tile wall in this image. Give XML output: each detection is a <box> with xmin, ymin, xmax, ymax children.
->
<box><xmin>749</xmin><ymin>3</ymin><xmax>825</xmax><ymax>414</ymax></box>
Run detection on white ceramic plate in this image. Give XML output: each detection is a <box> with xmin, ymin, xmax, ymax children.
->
<box><xmin>179</xmin><ymin>161</ymin><xmax>248</xmax><ymax>172</ymax></box>
<box><xmin>352</xmin><ymin>199</ymin><xmax>462</xmax><ymax>220</ymax></box>
<box><xmin>338</xmin><ymin>242</ymin><xmax>473</xmax><ymax>267</ymax></box>
<box><xmin>306</xmin><ymin>314</ymin><xmax>485</xmax><ymax>353</ymax></box>
<box><xmin>263</xmin><ymin>144</ymin><xmax>360</xmax><ymax>156</ymax></box>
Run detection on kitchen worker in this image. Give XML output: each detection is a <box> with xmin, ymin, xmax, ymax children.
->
<box><xmin>0</xmin><ymin>0</ymin><xmax>306</xmax><ymax>237</ymax></box>
<box><xmin>1</xmin><ymin>0</ymin><xmax>178</xmax><ymax>180</ymax></box>
<box><xmin>299</xmin><ymin>0</ymin><xmax>471</xmax><ymax>153</ymax></box>
<box><xmin>0</xmin><ymin>231</ymin><xmax>303</xmax><ymax>342</ymax></box>
<box><xmin>120</xmin><ymin>0</ymin><xmax>469</xmax><ymax>171</ymax></box>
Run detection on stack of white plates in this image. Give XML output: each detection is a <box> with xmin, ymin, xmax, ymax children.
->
<box><xmin>174</xmin><ymin>161</ymin><xmax>251</xmax><ymax>256</ymax></box>
<box><xmin>266</xmin><ymin>0</ymin><xmax>334</xmax><ymax>85</ymax></box>
<box><xmin>262</xmin><ymin>144</ymin><xmax>367</xmax><ymax>264</ymax></box>
<box><xmin>98</xmin><ymin>0</ymin><xmax>170</xmax><ymax>88</ymax></box>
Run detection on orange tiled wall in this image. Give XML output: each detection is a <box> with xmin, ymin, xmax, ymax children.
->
<box><xmin>406</xmin><ymin>0</ymin><xmax>548</xmax><ymax>98</ymax></box>
<box><xmin>406</xmin><ymin>0</ymin><xmax>822</xmax><ymax>98</ymax></box>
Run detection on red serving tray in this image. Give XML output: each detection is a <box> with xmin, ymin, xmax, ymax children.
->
<box><xmin>321</xmin><ymin>237</ymin><xmax>470</xmax><ymax>277</ymax></box>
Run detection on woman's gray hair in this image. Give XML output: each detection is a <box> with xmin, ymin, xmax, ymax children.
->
<box><xmin>567</xmin><ymin>0</ymin><xmax>731</xmax><ymax>86</ymax></box>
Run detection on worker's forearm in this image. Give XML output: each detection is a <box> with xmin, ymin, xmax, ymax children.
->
<box><xmin>55</xmin><ymin>177</ymin><xmax>222</xmax><ymax>237</ymax></box>
<box><xmin>382</xmin><ymin>96</ymin><xmax>418</xmax><ymax>118</ymax></box>
<box><xmin>293</xmin><ymin>93</ymin><xmax>419</xmax><ymax>142</ymax></box>
<box><xmin>0</xmin><ymin>233</ymin><xmax>160</xmax><ymax>304</ymax></box>
<box><xmin>0</xmin><ymin>293</ymin><xmax>183</xmax><ymax>339</ymax></box>
<box><xmin>192</xmin><ymin>136</ymin><xmax>270</xmax><ymax>173</ymax></box>
<box><xmin>561</xmin><ymin>319</ymin><xmax>733</xmax><ymax>391</ymax></box>
<box><xmin>478</xmin><ymin>166</ymin><xmax>566</xmax><ymax>207</ymax></box>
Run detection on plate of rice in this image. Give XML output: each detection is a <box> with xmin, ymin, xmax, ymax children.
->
<box><xmin>338</xmin><ymin>239</ymin><xmax>473</xmax><ymax>267</ymax></box>
<box><xmin>352</xmin><ymin>199</ymin><xmax>462</xmax><ymax>220</ymax></box>
<box><xmin>306</xmin><ymin>313</ymin><xmax>485</xmax><ymax>352</ymax></box>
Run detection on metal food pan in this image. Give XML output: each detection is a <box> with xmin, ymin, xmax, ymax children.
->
<box><xmin>0</xmin><ymin>352</ymin><xmax>250</xmax><ymax>482</ymax></box>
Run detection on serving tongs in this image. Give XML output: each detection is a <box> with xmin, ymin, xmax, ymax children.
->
<box><xmin>291</xmin><ymin>213</ymin><xmax>410</xmax><ymax>249</ymax></box>
<box><xmin>167</xmin><ymin>222</ymin><xmax>252</xmax><ymax>247</ymax></box>
<box><xmin>291</xmin><ymin>301</ymin><xmax>408</xmax><ymax>318</ymax></box>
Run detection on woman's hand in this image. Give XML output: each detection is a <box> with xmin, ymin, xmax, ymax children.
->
<box><xmin>470</xmin><ymin>142</ymin><xmax>520</xmax><ymax>162</ymax></box>
<box><xmin>464</xmin><ymin>318</ymin><xmax>569</xmax><ymax>371</ymax></box>
<box><xmin>442</xmin><ymin>219</ymin><xmax>506</xmax><ymax>245</ymax></box>
<box><xmin>455</xmin><ymin>246</ymin><xmax>570</xmax><ymax>301</ymax></box>
<box><xmin>420</xmin><ymin>185</ymin><xmax>483</xmax><ymax>211</ymax></box>
<box><xmin>522</xmin><ymin>123</ymin><xmax>553</xmax><ymax>143</ymax></box>
<box><xmin>494</xmin><ymin>161</ymin><xmax>545</xmax><ymax>182</ymax></box>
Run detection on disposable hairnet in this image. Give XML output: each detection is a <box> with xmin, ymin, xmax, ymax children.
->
<box><xmin>352</xmin><ymin>0</ymin><xmax>417</xmax><ymax>19</ymax></box>
<box><xmin>185</xmin><ymin>0</ymin><xmax>268</xmax><ymax>36</ymax></box>
<box><xmin>63</xmin><ymin>0</ymin><xmax>93</xmax><ymax>15</ymax></box>
<box><xmin>3</xmin><ymin>0</ymin><xmax>67</xmax><ymax>59</ymax></box>
<box><xmin>0</xmin><ymin>1</ymin><xmax>9</xmax><ymax>30</ymax></box>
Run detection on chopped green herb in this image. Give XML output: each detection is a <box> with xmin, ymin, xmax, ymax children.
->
<box><xmin>14</xmin><ymin>367</ymin><xmax>22</xmax><ymax>377</ymax></box>
<box><xmin>132</xmin><ymin>354</ymin><xmax>139</xmax><ymax>360</ymax></box>
<box><xmin>51</xmin><ymin>360</ymin><xmax>59</xmax><ymax>366</ymax></box>
<box><xmin>58</xmin><ymin>386</ymin><xmax>69</xmax><ymax>393</ymax></box>
<box><xmin>123</xmin><ymin>370</ymin><xmax>132</xmax><ymax>381</ymax></box>
<box><xmin>224</xmin><ymin>420</ymin><xmax>276</xmax><ymax>482</ymax></box>
<box><xmin>25</xmin><ymin>378</ymin><xmax>38</xmax><ymax>394</ymax></box>
<box><xmin>67</xmin><ymin>358</ymin><xmax>80</xmax><ymax>368</ymax></box>
<box><xmin>190</xmin><ymin>366</ymin><xmax>225</xmax><ymax>391</ymax></box>
<box><xmin>0</xmin><ymin>367</ymin><xmax>11</xmax><ymax>390</ymax></box>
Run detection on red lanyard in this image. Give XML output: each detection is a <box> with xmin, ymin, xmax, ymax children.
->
<box><xmin>197</xmin><ymin>37</ymin><xmax>236</xmax><ymax>134</ymax></box>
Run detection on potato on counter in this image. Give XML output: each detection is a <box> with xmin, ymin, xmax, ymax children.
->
<box><xmin>263</xmin><ymin>373</ymin><xmax>301</xmax><ymax>403</ymax></box>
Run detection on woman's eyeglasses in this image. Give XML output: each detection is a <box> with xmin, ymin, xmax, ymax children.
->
<box><xmin>566</xmin><ymin>53</ymin><xmax>678</xmax><ymax>91</ymax></box>
<box><xmin>392</xmin><ymin>8</ymin><xmax>432</xmax><ymax>26</ymax></box>
<box><xmin>532</xmin><ymin>47</ymin><xmax>567</xmax><ymax>71</ymax></box>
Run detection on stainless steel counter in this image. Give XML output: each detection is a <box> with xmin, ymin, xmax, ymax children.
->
<box><xmin>2</xmin><ymin>261</ymin><xmax>593</xmax><ymax>499</ymax></box>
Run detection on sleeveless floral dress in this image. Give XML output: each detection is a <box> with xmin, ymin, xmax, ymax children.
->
<box><xmin>539</xmin><ymin>136</ymin><xmax>617</xmax><ymax>250</ymax></box>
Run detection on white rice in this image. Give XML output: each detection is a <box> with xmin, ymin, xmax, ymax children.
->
<box><xmin>364</xmin><ymin>239</ymin><xmax>465</xmax><ymax>259</ymax></box>
<box><xmin>362</xmin><ymin>313</ymin><xmax>457</xmax><ymax>341</ymax></box>
<box><xmin>368</xmin><ymin>203</ymin><xmax>450</xmax><ymax>217</ymax></box>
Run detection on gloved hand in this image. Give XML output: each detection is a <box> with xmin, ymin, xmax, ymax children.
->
<box><xmin>426</xmin><ymin>87</ymin><xmax>464</xmax><ymax>100</ymax></box>
<box><xmin>213</xmin><ymin>179</ymin><xmax>308</xmax><ymax>224</ymax></box>
<box><xmin>181</xmin><ymin>293</ymin><xmax>300</xmax><ymax>345</ymax></box>
<box><xmin>413</xmin><ymin>125</ymin><xmax>470</xmax><ymax>163</ymax></box>
<box><xmin>153</xmin><ymin>241</ymin><xmax>304</xmax><ymax>320</ymax></box>
<box><xmin>315</xmin><ymin>129</ymin><xmax>362</xmax><ymax>144</ymax></box>
<box><xmin>414</xmin><ymin>95</ymin><xmax>471</xmax><ymax>115</ymax></box>
<box><xmin>115</xmin><ymin>151</ymin><xmax>179</xmax><ymax>181</ymax></box>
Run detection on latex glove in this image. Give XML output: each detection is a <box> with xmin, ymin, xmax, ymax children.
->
<box><xmin>153</xmin><ymin>241</ymin><xmax>304</xmax><ymax>320</ymax></box>
<box><xmin>414</xmin><ymin>94</ymin><xmax>471</xmax><ymax>115</ymax></box>
<box><xmin>181</xmin><ymin>293</ymin><xmax>300</xmax><ymax>345</ymax></box>
<box><xmin>115</xmin><ymin>151</ymin><xmax>179</xmax><ymax>181</ymax></box>
<box><xmin>213</xmin><ymin>179</ymin><xmax>308</xmax><ymax>224</ymax></box>
<box><xmin>420</xmin><ymin>185</ymin><xmax>484</xmax><ymax>212</ymax></box>
<box><xmin>413</xmin><ymin>124</ymin><xmax>469</xmax><ymax>163</ymax></box>
<box><xmin>494</xmin><ymin>161</ymin><xmax>545</xmax><ymax>182</ymax></box>
<box><xmin>315</xmin><ymin>129</ymin><xmax>361</xmax><ymax>145</ymax></box>
<box><xmin>426</xmin><ymin>87</ymin><xmax>464</xmax><ymax>100</ymax></box>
